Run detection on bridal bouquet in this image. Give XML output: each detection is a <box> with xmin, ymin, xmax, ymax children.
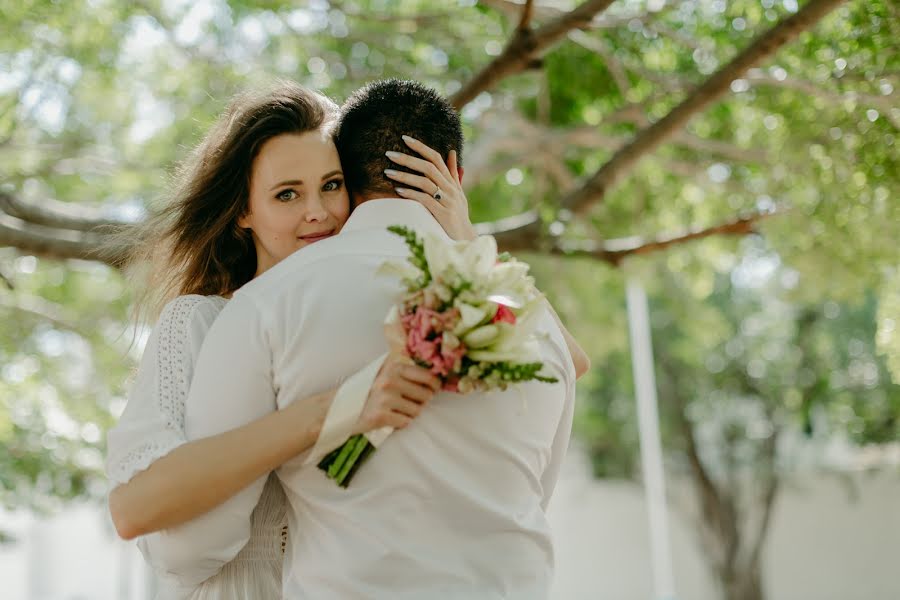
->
<box><xmin>317</xmin><ymin>226</ymin><xmax>558</xmax><ymax>487</ymax></box>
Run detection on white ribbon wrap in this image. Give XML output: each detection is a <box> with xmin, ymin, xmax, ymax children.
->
<box><xmin>303</xmin><ymin>353</ymin><xmax>394</xmax><ymax>466</ymax></box>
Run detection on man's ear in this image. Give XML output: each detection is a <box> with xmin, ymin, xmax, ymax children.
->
<box><xmin>457</xmin><ymin>166</ymin><xmax>464</xmax><ymax>184</ymax></box>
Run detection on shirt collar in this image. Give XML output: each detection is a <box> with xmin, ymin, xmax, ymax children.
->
<box><xmin>340</xmin><ymin>198</ymin><xmax>449</xmax><ymax>240</ymax></box>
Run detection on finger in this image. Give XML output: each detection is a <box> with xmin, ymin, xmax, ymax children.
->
<box><xmin>401</xmin><ymin>135</ymin><xmax>455</xmax><ymax>182</ymax></box>
<box><xmin>395</xmin><ymin>380</ymin><xmax>435</xmax><ymax>404</ymax></box>
<box><xmin>385</xmin><ymin>412</ymin><xmax>413</xmax><ymax>430</ymax></box>
<box><xmin>389</xmin><ymin>398</ymin><xmax>425</xmax><ymax>419</ymax></box>
<box><xmin>388</xmin><ymin>352</ymin><xmax>416</xmax><ymax>367</ymax></box>
<box><xmin>384</xmin><ymin>169</ymin><xmax>439</xmax><ymax>195</ymax></box>
<box><xmin>448</xmin><ymin>150</ymin><xmax>460</xmax><ymax>183</ymax></box>
<box><xmin>384</xmin><ymin>354</ymin><xmax>415</xmax><ymax>374</ymax></box>
<box><xmin>401</xmin><ymin>365</ymin><xmax>442</xmax><ymax>391</ymax></box>
<box><xmin>385</xmin><ymin>151</ymin><xmax>453</xmax><ymax>190</ymax></box>
<box><xmin>394</xmin><ymin>188</ymin><xmax>445</xmax><ymax>217</ymax></box>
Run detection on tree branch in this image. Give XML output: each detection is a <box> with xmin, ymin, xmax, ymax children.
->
<box><xmin>451</xmin><ymin>0</ymin><xmax>616</xmax><ymax>109</ymax></box>
<box><xmin>0</xmin><ymin>267</ymin><xmax>13</xmax><ymax>290</ymax></box>
<box><xmin>744</xmin><ymin>70</ymin><xmax>900</xmax><ymax>129</ymax></box>
<box><xmin>0</xmin><ymin>191</ymin><xmax>127</xmax><ymax>232</ymax></box>
<box><xmin>0</xmin><ymin>293</ymin><xmax>85</xmax><ymax>335</ymax></box>
<box><xmin>552</xmin><ymin>209</ymin><xmax>778</xmax><ymax>265</ymax></box>
<box><xmin>518</xmin><ymin>0</ymin><xmax>535</xmax><ymax>31</ymax></box>
<box><xmin>745</xmin><ymin>428</ymin><xmax>780</xmax><ymax>571</ymax></box>
<box><xmin>481</xmin><ymin>0</ymin><xmax>665</xmax><ymax>30</ymax></box>
<box><xmin>0</xmin><ymin>213</ymin><xmax>128</xmax><ymax>268</ymax></box>
<box><xmin>561</xmin><ymin>0</ymin><xmax>848</xmax><ymax>215</ymax></box>
<box><xmin>466</xmin><ymin>109</ymin><xmax>767</xmax><ymax>190</ymax></box>
<box><xmin>487</xmin><ymin>0</ymin><xmax>845</xmax><ymax>247</ymax></box>
<box><xmin>561</xmin><ymin>125</ymin><xmax>768</xmax><ymax>163</ymax></box>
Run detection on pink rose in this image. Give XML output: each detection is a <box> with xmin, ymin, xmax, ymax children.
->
<box><xmin>429</xmin><ymin>353</ymin><xmax>450</xmax><ymax>377</ymax></box>
<box><xmin>402</xmin><ymin>306</ymin><xmax>468</xmax><ymax>379</ymax></box>
<box><xmin>407</xmin><ymin>328</ymin><xmax>438</xmax><ymax>362</ymax></box>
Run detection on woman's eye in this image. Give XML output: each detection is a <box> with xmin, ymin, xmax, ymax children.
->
<box><xmin>323</xmin><ymin>179</ymin><xmax>344</xmax><ymax>192</ymax></box>
<box><xmin>276</xmin><ymin>189</ymin><xmax>298</xmax><ymax>202</ymax></box>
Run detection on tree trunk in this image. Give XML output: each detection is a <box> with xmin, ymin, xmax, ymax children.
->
<box><xmin>722</xmin><ymin>561</ymin><xmax>765</xmax><ymax>600</ymax></box>
<box><xmin>658</xmin><ymin>355</ymin><xmax>779</xmax><ymax>600</ymax></box>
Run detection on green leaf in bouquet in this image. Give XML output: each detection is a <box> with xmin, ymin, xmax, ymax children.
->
<box><xmin>388</xmin><ymin>225</ymin><xmax>431</xmax><ymax>288</ymax></box>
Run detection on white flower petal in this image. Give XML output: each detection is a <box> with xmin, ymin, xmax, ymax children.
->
<box><xmin>463</xmin><ymin>324</ymin><xmax>500</xmax><ymax>348</ymax></box>
<box><xmin>454</xmin><ymin>302</ymin><xmax>490</xmax><ymax>334</ymax></box>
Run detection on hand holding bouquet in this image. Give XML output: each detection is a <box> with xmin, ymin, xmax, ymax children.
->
<box><xmin>317</xmin><ymin>227</ymin><xmax>557</xmax><ymax>487</ymax></box>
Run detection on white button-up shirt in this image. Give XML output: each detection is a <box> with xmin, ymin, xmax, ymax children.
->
<box><xmin>182</xmin><ymin>199</ymin><xmax>576</xmax><ymax>599</ymax></box>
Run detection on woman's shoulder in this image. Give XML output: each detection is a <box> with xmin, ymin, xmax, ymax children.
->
<box><xmin>156</xmin><ymin>294</ymin><xmax>228</xmax><ymax>340</ymax></box>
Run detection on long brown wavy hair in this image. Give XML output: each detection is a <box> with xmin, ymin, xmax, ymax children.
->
<box><xmin>125</xmin><ymin>81</ymin><xmax>338</xmax><ymax>321</ymax></box>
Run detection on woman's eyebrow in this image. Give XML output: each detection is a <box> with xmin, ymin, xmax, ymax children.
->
<box><xmin>269</xmin><ymin>179</ymin><xmax>304</xmax><ymax>191</ymax></box>
<box><xmin>320</xmin><ymin>170</ymin><xmax>343</xmax><ymax>180</ymax></box>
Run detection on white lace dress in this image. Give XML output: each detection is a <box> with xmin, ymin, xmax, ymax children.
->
<box><xmin>106</xmin><ymin>295</ymin><xmax>287</xmax><ymax>600</ymax></box>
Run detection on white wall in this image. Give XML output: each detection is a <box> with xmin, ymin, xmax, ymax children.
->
<box><xmin>548</xmin><ymin>449</ymin><xmax>900</xmax><ymax>600</ymax></box>
<box><xmin>2</xmin><ymin>448</ymin><xmax>898</xmax><ymax>600</ymax></box>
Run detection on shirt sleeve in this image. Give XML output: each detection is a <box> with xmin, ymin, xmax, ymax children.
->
<box><xmin>138</xmin><ymin>294</ymin><xmax>278</xmax><ymax>586</ymax></box>
<box><xmin>105</xmin><ymin>295</ymin><xmax>222</xmax><ymax>485</ymax></box>
<box><xmin>534</xmin><ymin>308</ymin><xmax>577</xmax><ymax>511</ymax></box>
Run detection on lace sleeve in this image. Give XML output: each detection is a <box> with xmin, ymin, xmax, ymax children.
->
<box><xmin>105</xmin><ymin>295</ymin><xmax>226</xmax><ymax>485</ymax></box>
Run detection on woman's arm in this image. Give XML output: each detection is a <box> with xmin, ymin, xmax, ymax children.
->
<box><xmin>109</xmin><ymin>352</ymin><xmax>437</xmax><ymax>540</ymax></box>
<box><xmin>109</xmin><ymin>390</ymin><xmax>329</xmax><ymax>540</ymax></box>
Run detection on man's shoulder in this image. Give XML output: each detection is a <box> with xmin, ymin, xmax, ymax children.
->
<box><xmin>235</xmin><ymin>228</ymin><xmax>407</xmax><ymax>302</ymax></box>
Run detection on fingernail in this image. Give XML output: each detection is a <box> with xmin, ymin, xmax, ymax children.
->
<box><xmin>395</xmin><ymin>187</ymin><xmax>409</xmax><ymax>195</ymax></box>
<box><xmin>402</xmin><ymin>135</ymin><xmax>417</xmax><ymax>144</ymax></box>
<box><xmin>385</xmin><ymin>151</ymin><xmax>401</xmax><ymax>158</ymax></box>
<box><xmin>384</xmin><ymin>169</ymin><xmax>399</xmax><ymax>176</ymax></box>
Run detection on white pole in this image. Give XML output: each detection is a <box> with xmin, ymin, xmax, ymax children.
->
<box><xmin>625</xmin><ymin>275</ymin><xmax>677</xmax><ymax>600</ymax></box>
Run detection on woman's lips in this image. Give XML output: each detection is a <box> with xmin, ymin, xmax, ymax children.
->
<box><xmin>299</xmin><ymin>230</ymin><xmax>334</xmax><ymax>243</ymax></box>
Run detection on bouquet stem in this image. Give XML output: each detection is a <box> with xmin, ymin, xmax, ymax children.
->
<box><xmin>317</xmin><ymin>434</ymin><xmax>376</xmax><ymax>488</ymax></box>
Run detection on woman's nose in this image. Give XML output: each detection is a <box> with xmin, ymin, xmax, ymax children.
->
<box><xmin>305</xmin><ymin>194</ymin><xmax>328</xmax><ymax>222</ymax></box>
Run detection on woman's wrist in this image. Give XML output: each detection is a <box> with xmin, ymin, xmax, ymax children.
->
<box><xmin>284</xmin><ymin>389</ymin><xmax>335</xmax><ymax>454</ymax></box>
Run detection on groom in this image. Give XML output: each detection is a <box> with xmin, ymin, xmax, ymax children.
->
<box><xmin>183</xmin><ymin>79</ymin><xmax>575</xmax><ymax>598</ymax></box>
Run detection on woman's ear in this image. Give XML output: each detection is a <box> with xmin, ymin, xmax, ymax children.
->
<box><xmin>237</xmin><ymin>212</ymin><xmax>251</xmax><ymax>230</ymax></box>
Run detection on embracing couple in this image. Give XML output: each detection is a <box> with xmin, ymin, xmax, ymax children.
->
<box><xmin>105</xmin><ymin>78</ymin><xmax>589</xmax><ymax>599</ymax></box>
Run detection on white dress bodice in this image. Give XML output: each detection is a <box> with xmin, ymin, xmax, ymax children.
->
<box><xmin>188</xmin><ymin>472</ymin><xmax>286</xmax><ymax>600</ymax></box>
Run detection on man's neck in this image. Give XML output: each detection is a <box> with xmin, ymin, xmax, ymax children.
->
<box><xmin>340</xmin><ymin>197</ymin><xmax>448</xmax><ymax>240</ymax></box>
<box><xmin>352</xmin><ymin>191</ymin><xmax>405</xmax><ymax>207</ymax></box>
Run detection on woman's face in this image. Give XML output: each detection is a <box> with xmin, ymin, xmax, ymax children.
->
<box><xmin>239</xmin><ymin>130</ymin><xmax>350</xmax><ymax>277</ymax></box>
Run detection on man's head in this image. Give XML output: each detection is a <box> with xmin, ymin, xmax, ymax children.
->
<box><xmin>334</xmin><ymin>79</ymin><xmax>463</xmax><ymax>205</ymax></box>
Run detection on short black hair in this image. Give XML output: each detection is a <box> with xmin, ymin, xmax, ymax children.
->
<box><xmin>334</xmin><ymin>79</ymin><xmax>463</xmax><ymax>198</ymax></box>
